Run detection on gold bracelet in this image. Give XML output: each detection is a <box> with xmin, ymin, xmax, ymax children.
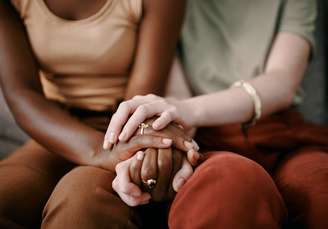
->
<box><xmin>232</xmin><ymin>80</ymin><xmax>262</xmax><ymax>127</ymax></box>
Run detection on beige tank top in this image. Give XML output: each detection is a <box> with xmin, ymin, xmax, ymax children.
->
<box><xmin>11</xmin><ymin>0</ymin><xmax>142</xmax><ymax>111</ymax></box>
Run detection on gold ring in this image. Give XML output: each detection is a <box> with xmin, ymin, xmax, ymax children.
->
<box><xmin>142</xmin><ymin>178</ymin><xmax>157</xmax><ymax>190</ymax></box>
<box><xmin>139</xmin><ymin>123</ymin><xmax>150</xmax><ymax>135</ymax></box>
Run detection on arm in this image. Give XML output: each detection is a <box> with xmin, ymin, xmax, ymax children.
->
<box><xmin>105</xmin><ymin>0</ymin><xmax>187</xmax><ymax>146</ymax></box>
<box><xmin>124</xmin><ymin>0</ymin><xmax>186</xmax><ymax>99</ymax></box>
<box><xmin>0</xmin><ymin>1</ymin><xmax>105</xmax><ymax>166</ymax></box>
<box><xmin>182</xmin><ymin>32</ymin><xmax>310</xmax><ymax>127</ymax></box>
<box><xmin>104</xmin><ymin>32</ymin><xmax>311</xmax><ymax>140</ymax></box>
<box><xmin>0</xmin><ymin>0</ymin><xmax>185</xmax><ymax>169</ymax></box>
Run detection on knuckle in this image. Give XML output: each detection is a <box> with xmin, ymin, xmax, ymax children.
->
<box><xmin>118</xmin><ymin>101</ymin><xmax>130</xmax><ymax>112</ymax></box>
<box><xmin>137</xmin><ymin>105</ymin><xmax>147</xmax><ymax>114</ymax></box>
<box><xmin>115</xmin><ymin>163</ymin><xmax>123</xmax><ymax>173</ymax></box>
<box><xmin>112</xmin><ymin>178</ymin><xmax>118</xmax><ymax>190</ymax></box>
<box><xmin>147</xmin><ymin>93</ymin><xmax>156</xmax><ymax>99</ymax></box>
<box><xmin>132</xmin><ymin>95</ymin><xmax>142</xmax><ymax>100</ymax></box>
<box><xmin>168</xmin><ymin>107</ymin><xmax>177</xmax><ymax>117</ymax></box>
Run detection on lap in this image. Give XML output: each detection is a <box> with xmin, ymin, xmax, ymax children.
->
<box><xmin>274</xmin><ymin>147</ymin><xmax>328</xmax><ymax>228</ymax></box>
<box><xmin>0</xmin><ymin>140</ymin><xmax>73</xmax><ymax>228</ymax></box>
<box><xmin>42</xmin><ymin>166</ymin><xmax>140</xmax><ymax>229</ymax></box>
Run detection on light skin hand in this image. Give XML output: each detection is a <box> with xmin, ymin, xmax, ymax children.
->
<box><xmin>104</xmin><ymin>34</ymin><xmax>310</xmax><ymax>146</ymax></box>
<box><xmin>104</xmin><ymin>115</ymin><xmax>200</xmax><ymax>166</ymax></box>
<box><xmin>113</xmin><ymin>148</ymin><xmax>193</xmax><ymax>206</ymax></box>
<box><xmin>112</xmin><ymin>152</ymin><xmax>151</xmax><ymax>207</ymax></box>
<box><xmin>104</xmin><ymin>95</ymin><xmax>193</xmax><ymax>145</ymax></box>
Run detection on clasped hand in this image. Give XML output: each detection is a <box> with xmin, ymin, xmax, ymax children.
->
<box><xmin>111</xmin><ymin>119</ymin><xmax>199</xmax><ymax>206</ymax></box>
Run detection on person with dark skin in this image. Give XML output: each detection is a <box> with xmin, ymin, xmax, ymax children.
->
<box><xmin>0</xmin><ymin>0</ymin><xmax>199</xmax><ymax>228</ymax></box>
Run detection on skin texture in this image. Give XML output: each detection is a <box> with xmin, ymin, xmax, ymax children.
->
<box><xmin>104</xmin><ymin>32</ymin><xmax>311</xmax><ymax>143</ymax></box>
<box><xmin>0</xmin><ymin>0</ymin><xmax>186</xmax><ymax>172</ymax></box>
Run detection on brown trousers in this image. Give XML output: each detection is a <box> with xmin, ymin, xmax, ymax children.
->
<box><xmin>1</xmin><ymin>110</ymin><xmax>328</xmax><ymax>229</ymax></box>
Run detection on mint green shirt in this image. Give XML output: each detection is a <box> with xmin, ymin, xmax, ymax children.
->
<box><xmin>181</xmin><ymin>0</ymin><xmax>316</xmax><ymax>96</ymax></box>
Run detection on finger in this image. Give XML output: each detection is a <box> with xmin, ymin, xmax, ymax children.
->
<box><xmin>138</xmin><ymin>123</ymin><xmax>199</xmax><ymax>156</ymax></box>
<box><xmin>114</xmin><ymin>157</ymin><xmax>142</xmax><ymax>197</ymax></box>
<box><xmin>119</xmin><ymin>102</ymin><xmax>167</xmax><ymax>142</ymax></box>
<box><xmin>116</xmin><ymin>188</ymin><xmax>151</xmax><ymax>207</ymax></box>
<box><xmin>187</xmin><ymin>149</ymin><xmax>200</xmax><ymax>167</ymax></box>
<box><xmin>115</xmin><ymin>135</ymin><xmax>173</xmax><ymax>161</ymax></box>
<box><xmin>129</xmin><ymin>151</ymin><xmax>145</xmax><ymax>186</ymax></box>
<box><xmin>172</xmin><ymin>157</ymin><xmax>193</xmax><ymax>192</ymax></box>
<box><xmin>141</xmin><ymin>148</ymin><xmax>158</xmax><ymax>192</ymax></box>
<box><xmin>104</xmin><ymin>99</ymin><xmax>148</xmax><ymax>148</ymax></box>
<box><xmin>152</xmin><ymin>111</ymin><xmax>174</xmax><ymax>130</ymax></box>
<box><xmin>168</xmin><ymin>149</ymin><xmax>183</xmax><ymax>199</ymax></box>
<box><xmin>152</xmin><ymin>148</ymin><xmax>172</xmax><ymax>202</ymax></box>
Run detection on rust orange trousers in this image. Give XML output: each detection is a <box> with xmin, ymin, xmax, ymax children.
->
<box><xmin>0</xmin><ymin>110</ymin><xmax>328</xmax><ymax>229</ymax></box>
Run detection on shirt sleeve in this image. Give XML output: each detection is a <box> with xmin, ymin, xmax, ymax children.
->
<box><xmin>279</xmin><ymin>0</ymin><xmax>317</xmax><ymax>49</ymax></box>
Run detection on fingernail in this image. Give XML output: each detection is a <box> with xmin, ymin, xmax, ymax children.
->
<box><xmin>192</xmin><ymin>139</ymin><xmax>200</xmax><ymax>151</ymax></box>
<box><xmin>103</xmin><ymin>140</ymin><xmax>109</xmax><ymax>150</ymax></box>
<box><xmin>162</xmin><ymin>138</ymin><xmax>173</xmax><ymax>145</ymax></box>
<box><xmin>108</xmin><ymin>132</ymin><xmax>116</xmax><ymax>143</ymax></box>
<box><xmin>152</xmin><ymin>122</ymin><xmax>160</xmax><ymax>130</ymax></box>
<box><xmin>118</xmin><ymin>132</ymin><xmax>126</xmax><ymax>142</ymax></box>
<box><xmin>174</xmin><ymin>178</ymin><xmax>185</xmax><ymax>192</ymax></box>
<box><xmin>184</xmin><ymin>141</ymin><xmax>194</xmax><ymax>150</ymax></box>
<box><xmin>136</xmin><ymin>151</ymin><xmax>144</xmax><ymax>161</ymax></box>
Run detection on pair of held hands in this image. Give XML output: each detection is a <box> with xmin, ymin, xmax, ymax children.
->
<box><xmin>111</xmin><ymin>120</ymin><xmax>199</xmax><ymax>206</ymax></box>
<box><xmin>98</xmin><ymin>94</ymin><xmax>200</xmax><ymax>206</ymax></box>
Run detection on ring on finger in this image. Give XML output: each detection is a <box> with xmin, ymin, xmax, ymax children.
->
<box><xmin>139</xmin><ymin>123</ymin><xmax>150</xmax><ymax>135</ymax></box>
<box><xmin>142</xmin><ymin>178</ymin><xmax>157</xmax><ymax>190</ymax></box>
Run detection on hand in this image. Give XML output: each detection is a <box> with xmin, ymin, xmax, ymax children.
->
<box><xmin>112</xmin><ymin>148</ymin><xmax>193</xmax><ymax>206</ymax></box>
<box><xmin>94</xmin><ymin>134</ymin><xmax>174</xmax><ymax>172</ymax></box>
<box><xmin>133</xmin><ymin>118</ymin><xmax>200</xmax><ymax>166</ymax></box>
<box><xmin>103</xmin><ymin>94</ymin><xmax>194</xmax><ymax>147</ymax></box>
<box><xmin>133</xmin><ymin>147</ymin><xmax>191</xmax><ymax>202</ymax></box>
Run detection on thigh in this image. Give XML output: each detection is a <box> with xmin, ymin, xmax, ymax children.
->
<box><xmin>0</xmin><ymin>140</ymin><xmax>74</xmax><ymax>228</ymax></box>
<box><xmin>169</xmin><ymin>152</ymin><xmax>287</xmax><ymax>229</ymax></box>
<box><xmin>42</xmin><ymin>166</ymin><xmax>139</xmax><ymax>229</ymax></box>
<box><xmin>274</xmin><ymin>148</ymin><xmax>328</xmax><ymax>228</ymax></box>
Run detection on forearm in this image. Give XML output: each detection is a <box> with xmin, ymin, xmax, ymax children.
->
<box><xmin>184</xmin><ymin>71</ymin><xmax>300</xmax><ymax>127</ymax></box>
<box><xmin>7</xmin><ymin>88</ymin><xmax>106</xmax><ymax>166</ymax></box>
<box><xmin>0</xmin><ymin>2</ymin><xmax>107</xmax><ymax>167</ymax></box>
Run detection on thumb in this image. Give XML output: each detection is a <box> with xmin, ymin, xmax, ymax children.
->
<box><xmin>172</xmin><ymin>157</ymin><xmax>193</xmax><ymax>192</ymax></box>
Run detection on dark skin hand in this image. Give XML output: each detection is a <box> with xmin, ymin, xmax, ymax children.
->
<box><xmin>128</xmin><ymin>120</ymin><xmax>194</xmax><ymax>202</ymax></box>
<box><xmin>0</xmin><ymin>0</ymin><xmax>186</xmax><ymax>171</ymax></box>
<box><xmin>130</xmin><ymin>147</ymin><xmax>184</xmax><ymax>202</ymax></box>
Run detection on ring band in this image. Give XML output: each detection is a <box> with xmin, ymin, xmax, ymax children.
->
<box><xmin>139</xmin><ymin>123</ymin><xmax>150</xmax><ymax>135</ymax></box>
<box><xmin>142</xmin><ymin>178</ymin><xmax>157</xmax><ymax>190</ymax></box>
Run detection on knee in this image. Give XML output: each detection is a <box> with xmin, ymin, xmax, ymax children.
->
<box><xmin>197</xmin><ymin>152</ymin><xmax>272</xmax><ymax>187</ymax></box>
<box><xmin>42</xmin><ymin>166</ymin><xmax>130</xmax><ymax>227</ymax></box>
<box><xmin>44</xmin><ymin>166</ymin><xmax>116</xmax><ymax>208</ymax></box>
<box><xmin>170</xmin><ymin>152</ymin><xmax>286</xmax><ymax>229</ymax></box>
<box><xmin>274</xmin><ymin>149</ymin><xmax>328</xmax><ymax>227</ymax></box>
<box><xmin>275</xmin><ymin>149</ymin><xmax>328</xmax><ymax>191</ymax></box>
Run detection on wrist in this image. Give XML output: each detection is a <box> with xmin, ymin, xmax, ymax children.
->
<box><xmin>179</xmin><ymin>98</ymin><xmax>199</xmax><ymax>128</ymax></box>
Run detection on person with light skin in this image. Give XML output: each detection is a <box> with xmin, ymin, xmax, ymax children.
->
<box><xmin>105</xmin><ymin>0</ymin><xmax>328</xmax><ymax>228</ymax></box>
<box><xmin>0</xmin><ymin>0</ymin><xmax>200</xmax><ymax>228</ymax></box>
